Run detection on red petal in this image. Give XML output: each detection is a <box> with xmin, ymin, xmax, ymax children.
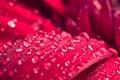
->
<box><xmin>87</xmin><ymin>57</ymin><xmax>120</xmax><ymax>80</ymax></box>
<box><xmin>0</xmin><ymin>31</ymin><xmax>117</xmax><ymax>80</ymax></box>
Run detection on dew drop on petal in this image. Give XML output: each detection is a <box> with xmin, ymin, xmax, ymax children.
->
<box><xmin>116</xmin><ymin>70</ymin><xmax>120</xmax><ymax>75</ymax></box>
<box><xmin>68</xmin><ymin>72</ymin><xmax>74</xmax><ymax>77</ymax></box>
<box><xmin>65</xmin><ymin>61</ymin><xmax>70</xmax><ymax>67</ymax></box>
<box><xmin>105</xmin><ymin>77</ymin><xmax>110</xmax><ymax>80</ymax></box>
<box><xmin>51</xmin><ymin>58</ymin><xmax>56</xmax><ymax>63</ymax></box>
<box><xmin>33</xmin><ymin>67</ymin><xmax>39</xmax><ymax>74</ymax></box>
<box><xmin>31</xmin><ymin>56</ymin><xmax>38</xmax><ymax>64</ymax></box>
<box><xmin>17</xmin><ymin>58</ymin><xmax>25</xmax><ymax>66</ymax></box>
<box><xmin>88</xmin><ymin>45</ymin><xmax>93</xmax><ymax>51</ymax></box>
<box><xmin>62</xmin><ymin>71</ymin><xmax>66</xmax><ymax>74</ymax></box>
<box><xmin>36</xmin><ymin>51</ymin><xmax>41</xmax><ymax>55</ymax></box>
<box><xmin>9</xmin><ymin>1</ymin><xmax>15</xmax><ymax>6</ymax></box>
<box><xmin>62</xmin><ymin>47</ymin><xmax>68</xmax><ymax>53</ymax></box>
<box><xmin>23</xmin><ymin>41</ymin><xmax>30</xmax><ymax>47</ymax></box>
<box><xmin>1</xmin><ymin>27</ymin><xmax>5</xmax><ymax>32</ymax></box>
<box><xmin>57</xmin><ymin>64</ymin><xmax>60</xmax><ymax>68</ymax></box>
<box><xmin>26</xmin><ymin>51</ymin><xmax>31</xmax><ymax>55</ymax></box>
<box><xmin>8</xmin><ymin>18</ymin><xmax>17</xmax><ymax>28</ymax></box>
<box><xmin>44</xmin><ymin>62</ymin><xmax>51</xmax><ymax>70</ymax></box>
<box><xmin>59</xmin><ymin>77</ymin><xmax>64</xmax><ymax>80</ymax></box>
<box><xmin>93</xmin><ymin>0</ymin><xmax>102</xmax><ymax>10</ymax></box>
<box><xmin>15</xmin><ymin>48</ymin><xmax>23</xmax><ymax>52</ymax></box>
<box><xmin>17</xmin><ymin>60</ymin><xmax>23</xmax><ymax>65</ymax></box>
<box><xmin>68</xmin><ymin>45</ymin><xmax>76</xmax><ymax>51</ymax></box>
<box><xmin>92</xmin><ymin>51</ymin><xmax>102</xmax><ymax>58</ymax></box>
<box><xmin>26</xmin><ymin>74</ymin><xmax>30</xmax><ymax>79</ymax></box>
<box><xmin>40</xmin><ymin>73</ymin><xmax>44</xmax><ymax>76</ymax></box>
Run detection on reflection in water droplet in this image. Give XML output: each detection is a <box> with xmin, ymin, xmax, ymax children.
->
<box><xmin>116</xmin><ymin>70</ymin><xmax>120</xmax><ymax>75</ymax></box>
<box><xmin>65</xmin><ymin>61</ymin><xmax>70</xmax><ymax>67</ymax></box>
<box><xmin>26</xmin><ymin>74</ymin><xmax>30</xmax><ymax>79</ymax></box>
<box><xmin>33</xmin><ymin>67</ymin><xmax>39</xmax><ymax>74</ymax></box>
<box><xmin>1</xmin><ymin>28</ymin><xmax>5</xmax><ymax>32</ymax></box>
<box><xmin>15</xmin><ymin>48</ymin><xmax>23</xmax><ymax>52</ymax></box>
<box><xmin>31</xmin><ymin>20</ymin><xmax>41</xmax><ymax>31</ymax></box>
<box><xmin>8</xmin><ymin>18</ymin><xmax>17</xmax><ymax>28</ymax></box>
<box><xmin>88</xmin><ymin>45</ymin><xmax>93</xmax><ymax>51</ymax></box>
<box><xmin>44</xmin><ymin>62</ymin><xmax>51</xmax><ymax>70</ymax></box>
<box><xmin>17</xmin><ymin>60</ymin><xmax>23</xmax><ymax>65</ymax></box>
<box><xmin>62</xmin><ymin>47</ymin><xmax>68</xmax><ymax>52</ymax></box>
<box><xmin>9</xmin><ymin>2</ymin><xmax>15</xmax><ymax>6</ymax></box>
<box><xmin>62</xmin><ymin>71</ymin><xmax>66</xmax><ymax>74</ymax></box>
<box><xmin>17</xmin><ymin>58</ymin><xmax>25</xmax><ymax>66</ymax></box>
<box><xmin>92</xmin><ymin>51</ymin><xmax>102</xmax><ymax>58</ymax></box>
<box><xmin>31</xmin><ymin>56</ymin><xmax>38</xmax><ymax>64</ymax></box>
<box><xmin>68</xmin><ymin>45</ymin><xmax>76</xmax><ymax>51</ymax></box>
<box><xmin>105</xmin><ymin>77</ymin><xmax>109</xmax><ymax>80</ymax></box>
<box><xmin>51</xmin><ymin>58</ymin><xmax>56</xmax><ymax>63</ymax></box>
<box><xmin>68</xmin><ymin>72</ymin><xmax>74</xmax><ymax>77</ymax></box>
<box><xmin>36</xmin><ymin>51</ymin><xmax>41</xmax><ymax>55</ymax></box>
<box><xmin>23</xmin><ymin>41</ymin><xmax>30</xmax><ymax>47</ymax></box>
<box><xmin>40</xmin><ymin>73</ymin><xmax>44</xmax><ymax>76</ymax></box>
<box><xmin>57</xmin><ymin>64</ymin><xmax>60</xmax><ymax>68</ymax></box>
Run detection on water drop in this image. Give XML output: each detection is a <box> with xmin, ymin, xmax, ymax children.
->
<box><xmin>57</xmin><ymin>64</ymin><xmax>60</xmax><ymax>68</ymax></box>
<box><xmin>116</xmin><ymin>70</ymin><xmax>120</xmax><ymax>75</ymax></box>
<box><xmin>65</xmin><ymin>61</ymin><xmax>70</xmax><ymax>67</ymax></box>
<box><xmin>92</xmin><ymin>51</ymin><xmax>102</xmax><ymax>58</ymax></box>
<box><xmin>62</xmin><ymin>47</ymin><xmax>68</xmax><ymax>53</ymax></box>
<box><xmin>9</xmin><ymin>2</ymin><xmax>15</xmax><ymax>6</ymax></box>
<box><xmin>15</xmin><ymin>48</ymin><xmax>23</xmax><ymax>52</ymax></box>
<box><xmin>59</xmin><ymin>77</ymin><xmax>64</xmax><ymax>80</ymax></box>
<box><xmin>17</xmin><ymin>58</ymin><xmax>25</xmax><ymax>65</ymax></box>
<box><xmin>8</xmin><ymin>18</ymin><xmax>17</xmax><ymax>28</ymax></box>
<box><xmin>77</xmin><ymin>66</ymin><xmax>81</xmax><ymax>69</ymax></box>
<box><xmin>93</xmin><ymin>0</ymin><xmax>102</xmax><ymax>10</ymax></box>
<box><xmin>114</xmin><ymin>61</ymin><xmax>120</xmax><ymax>65</ymax></box>
<box><xmin>26</xmin><ymin>51</ymin><xmax>31</xmax><ymax>55</ymax></box>
<box><xmin>33</xmin><ymin>67</ymin><xmax>39</xmax><ymax>74</ymax></box>
<box><xmin>80</xmin><ymin>32</ymin><xmax>89</xmax><ymax>40</ymax></box>
<box><xmin>40</xmin><ymin>56</ymin><xmax>44</xmax><ymax>59</ymax></box>
<box><xmin>51</xmin><ymin>58</ymin><xmax>56</xmax><ymax>63</ymax></box>
<box><xmin>51</xmin><ymin>45</ymin><xmax>56</xmax><ymax>49</ymax></box>
<box><xmin>62</xmin><ymin>71</ymin><xmax>66</xmax><ymax>74</ymax></box>
<box><xmin>40</xmin><ymin>73</ymin><xmax>44</xmax><ymax>76</ymax></box>
<box><xmin>31</xmin><ymin>20</ymin><xmax>41</xmax><ymax>31</ymax></box>
<box><xmin>68</xmin><ymin>45</ymin><xmax>76</xmax><ymax>51</ymax></box>
<box><xmin>68</xmin><ymin>72</ymin><xmax>74</xmax><ymax>77</ymax></box>
<box><xmin>17</xmin><ymin>60</ymin><xmax>23</xmax><ymax>65</ymax></box>
<box><xmin>44</xmin><ymin>62</ymin><xmax>51</xmax><ymax>70</ymax></box>
<box><xmin>88</xmin><ymin>45</ymin><xmax>93</xmax><ymax>51</ymax></box>
<box><xmin>36</xmin><ymin>51</ymin><xmax>41</xmax><ymax>55</ymax></box>
<box><xmin>31</xmin><ymin>56</ymin><xmax>38</xmax><ymax>64</ymax></box>
<box><xmin>23</xmin><ymin>41</ymin><xmax>30</xmax><ymax>47</ymax></box>
<box><xmin>105</xmin><ymin>77</ymin><xmax>110</xmax><ymax>80</ymax></box>
<box><xmin>1</xmin><ymin>27</ymin><xmax>5</xmax><ymax>32</ymax></box>
<box><xmin>26</xmin><ymin>74</ymin><xmax>30</xmax><ymax>79</ymax></box>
